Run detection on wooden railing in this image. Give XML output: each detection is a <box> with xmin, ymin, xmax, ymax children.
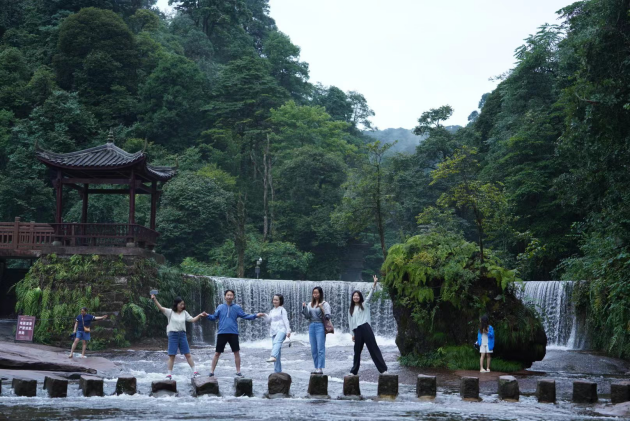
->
<box><xmin>0</xmin><ymin>218</ymin><xmax>159</xmax><ymax>250</ymax></box>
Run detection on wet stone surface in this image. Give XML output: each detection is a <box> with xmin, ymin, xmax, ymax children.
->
<box><xmin>43</xmin><ymin>375</ymin><xmax>68</xmax><ymax>398</ymax></box>
<box><xmin>192</xmin><ymin>376</ymin><xmax>219</xmax><ymax>397</ymax></box>
<box><xmin>151</xmin><ymin>379</ymin><xmax>177</xmax><ymax>397</ymax></box>
<box><xmin>573</xmin><ymin>380</ymin><xmax>598</xmax><ymax>403</ymax></box>
<box><xmin>79</xmin><ymin>375</ymin><xmax>104</xmax><ymax>397</ymax></box>
<box><xmin>498</xmin><ymin>375</ymin><xmax>519</xmax><ymax>401</ymax></box>
<box><xmin>267</xmin><ymin>372</ymin><xmax>291</xmax><ymax>396</ymax></box>
<box><xmin>12</xmin><ymin>377</ymin><xmax>37</xmax><ymax>397</ymax></box>
<box><xmin>460</xmin><ymin>377</ymin><xmax>480</xmax><ymax>401</ymax></box>
<box><xmin>343</xmin><ymin>375</ymin><xmax>361</xmax><ymax>396</ymax></box>
<box><xmin>611</xmin><ymin>381</ymin><xmax>630</xmax><ymax>404</ymax></box>
<box><xmin>115</xmin><ymin>375</ymin><xmax>136</xmax><ymax>395</ymax></box>
<box><xmin>416</xmin><ymin>374</ymin><xmax>436</xmax><ymax>398</ymax></box>
<box><xmin>536</xmin><ymin>379</ymin><xmax>556</xmax><ymax>403</ymax></box>
<box><xmin>234</xmin><ymin>377</ymin><xmax>252</xmax><ymax>397</ymax></box>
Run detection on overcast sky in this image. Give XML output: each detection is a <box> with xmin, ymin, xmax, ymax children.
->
<box><xmin>156</xmin><ymin>0</ymin><xmax>572</xmax><ymax>129</ymax></box>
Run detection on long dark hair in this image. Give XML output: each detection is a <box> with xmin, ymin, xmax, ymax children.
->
<box><xmin>172</xmin><ymin>297</ymin><xmax>185</xmax><ymax>312</ymax></box>
<box><xmin>479</xmin><ymin>314</ymin><xmax>489</xmax><ymax>333</ymax></box>
<box><xmin>310</xmin><ymin>286</ymin><xmax>324</xmax><ymax>307</ymax></box>
<box><xmin>349</xmin><ymin>290</ymin><xmax>364</xmax><ymax>316</ymax></box>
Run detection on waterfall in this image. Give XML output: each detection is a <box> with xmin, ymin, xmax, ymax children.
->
<box><xmin>518</xmin><ymin>281</ymin><xmax>586</xmax><ymax>349</ymax></box>
<box><xmin>185</xmin><ymin>276</ymin><xmax>396</xmax><ymax>344</ymax></box>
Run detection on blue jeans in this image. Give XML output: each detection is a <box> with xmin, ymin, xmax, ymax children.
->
<box><xmin>168</xmin><ymin>331</ymin><xmax>190</xmax><ymax>355</ymax></box>
<box><xmin>308</xmin><ymin>323</ymin><xmax>326</xmax><ymax>369</ymax></box>
<box><xmin>271</xmin><ymin>331</ymin><xmax>286</xmax><ymax>373</ymax></box>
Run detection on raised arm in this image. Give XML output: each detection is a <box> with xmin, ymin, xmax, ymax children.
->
<box><xmin>151</xmin><ymin>294</ymin><xmax>165</xmax><ymax>312</ymax></box>
<box><xmin>301</xmin><ymin>302</ymin><xmax>311</xmax><ymax>319</ymax></box>
<box><xmin>366</xmin><ymin>275</ymin><xmax>379</xmax><ymax>302</ymax></box>
<box><xmin>94</xmin><ymin>315</ymin><xmax>108</xmax><ymax>321</ymax></box>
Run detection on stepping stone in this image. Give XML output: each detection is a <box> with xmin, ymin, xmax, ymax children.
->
<box><xmin>416</xmin><ymin>374</ymin><xmax>436</xmax><ymax>399</ymax></box>
<box><xmin>151</xmin><ymin>380</ymin><xmax>177</xmax><ymax>397</ymax></box>
<box><xmin>44</xmin><ymin>375</ymin><xmax>68</xmax><ymax>398</ymax></box>
<box><xmin>115</xmin><ymin>375</ymin><xmax>137</xmax><ymax>395</ymax></box>
<box><xmin>342</xmin><ymin>375</ymin><xmax>361</xmax><ymax>398</ymax></box>
<box><xmin>307</xmin><ymin>373</ymin><xmax>330</xmax><ymax>398</ymax></box>
<box><xmin>192</xmin><ymin>376</ymin><xmax>219</xmax><ymax>397</ymax></box>
<box><xmin>536</xmin><ymin>379</ymin><xmax>556</xmax><ymax>403</ymax></box>
<box><xmin>266</xmin><ymin>372</ymin><xmax>291</xmax><ymax>398</ymax></box>
<box><xmin>573</xmin><ymin>380</ymin><xmax>598</xmax><ymax>403</ymax></box>
<box><xmin>498</xmin><ymin>376</ymin><xmax>519</xmax><ymax>401</ymax></box>
<box><xmin>12</xmin><ymin>377</ymin><xmax>37</xmax><ymax>397</ymax></box>
<box><xmin>611</xmin><ymin>381</ymin><xmax>630</xmax><ymax>404</ymax></box>
<box><xmin>79</xmin><ymin>375</ymin><xmax>104</xmax><ymax>397</ymax></box>
<box><xmin>377</xmin><ymin>374</ymin><xmax>398</xmax><ymax>399</ymax></box>
<box><xmin>460</xmin><ymin>376</ymin><xmax>480</xmax><ymax>401</ymax></box>
<box><xmin>234</xmin><ymin>377</ymin><xmax>252</xmax><ymax>397</ymax></box>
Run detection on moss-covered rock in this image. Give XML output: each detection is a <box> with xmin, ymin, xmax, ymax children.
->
<box><xmin>383</xmin><ymin>232</ymin><xmax>546</xmax><ymax>368</ymax></box>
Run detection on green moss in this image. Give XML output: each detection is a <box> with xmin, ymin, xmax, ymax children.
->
<box><xmin>399</xmin><ymin>346</ymin><xmax>525</xmax><ymax>372</ymax></box>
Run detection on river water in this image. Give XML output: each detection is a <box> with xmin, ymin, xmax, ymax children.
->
<box><xmin>0</xmin><ymin>278</ymin><xmax>627</xmax><ymax>420</ymax></box>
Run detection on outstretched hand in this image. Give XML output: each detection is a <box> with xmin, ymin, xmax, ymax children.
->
<box><xmin>373</xmin><ymin>274</ymin><xmax>379</xmax><ymax>285</ymax></box>
<box><xmin>150</xmin><ymin>294</ymin><xmax>156</xmax><ymax>300</ymax></box>
<box><xmin>201</xmin><ymin>311</ymin><xmax>208</xmax><ymax>317</ymax></box>
<box><xmin>256</xmin><ymin>313</ymin><xmax>266</xmax><ymax>318</ymax></box>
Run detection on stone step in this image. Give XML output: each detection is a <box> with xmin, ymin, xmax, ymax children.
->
<box><xmin>234</xmin><ymin>377</ymin><xmax>252</xmax><ymax>397</ymax></box>
<box><xmin>44</xmin><ymin>375</ymin><xmax>68</xmax><ymax>398</ymax></box>
<box><xmin>266</xmin><ymin>372</ymin><xmax>291</xmax><ymax>398</ymax></box>
<box><xmin>12</xmin><ymin>377</ymin><xmax>37</xmax><ymax>397</ymax></box>
<box><xmin>151</xmin><ymin>380</ymin><xmax>177</xmax><ymax>397</ymax></box>
<box><xmin>116</xmin><ymin>375</ymin><xmax>137</xmax><ymax>395</ymax></box>
<box><xmin>536</xmin><ymin>379</ymin><xmax>556</xmax><ymax>403</ymax></box>
<box><xmin>79</xmin><ymin>375</ymin><xmax>104</xmax><ymax>397</ymax></box>
<box><xmin>307</xmin><ymin>373</ymin><xmax>329</xmax><ymax>399</ymax></box>
<box><xmin>416</xmin><ymin>374</ymin><xmax>436</xmax><ymax>399</ymax></box>
<box><xmin>460</xmin><ymin>377</ymin><xmax>480</xmax><ymax>401</ymax></box>
<box><xmin>191</xmin><ymin>376</ymin><xmax>219</xmax><ymax>397</ymax></box>
<box><xmin>573</xmin><ymin>380</ymin><xmax>598</xmax><ymax>403</ymax></box>
<box><xmin>498</xmin><ymin>376</ymin><xmax>519</xmax><ymax>401</ymax></box>
<box><xmin>377</xmin><ymin>374</ymin><xmax>398</xmax><ymax>399</ymax></box>
<box><xmin>611</xmin><ymin>381</ymin><xmax>630</xmax><ymax>404</ymax></box>
<box><xmin>342</xmin><ymin>375</ymin><xmax>361</xmax><ymax>397</ymax></box>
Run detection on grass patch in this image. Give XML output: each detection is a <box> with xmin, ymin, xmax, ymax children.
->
<box><xmin>399</xmin><ymin>346</ymin><xmax>524</xmax><ymax>372</ymax></box>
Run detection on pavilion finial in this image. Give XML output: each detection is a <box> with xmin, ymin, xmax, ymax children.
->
<box><xmin>142</xmin><ymin>138</ymin><xmax>148</xmax><ymax>154</ymax></box>
<box><xmin>107</xmin><ymin>129</ymin><xmax>114</xmax><ymax>144</ymax></box>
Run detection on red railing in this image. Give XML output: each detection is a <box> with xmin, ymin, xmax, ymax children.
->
<box><xmin>0</xmin><ymin>218</ymin><xmax>159</xmax><ymax>250</ymax></box>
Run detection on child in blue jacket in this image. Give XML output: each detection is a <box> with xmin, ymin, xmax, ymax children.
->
<box><xmin>476</xmin><ymin>314</ymin><xmax>494</xmax><ymax>372</ymax></box>
<box><xmin>206</xmin><ymin>289</ymin><xmax>264</xmax><ymax>377</ymax></box>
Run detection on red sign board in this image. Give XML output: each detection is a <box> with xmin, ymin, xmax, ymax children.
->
<box><xmin>15</xmin><ymin>315</ymin><xmax>36</xmax><ymax>342</ymax></box>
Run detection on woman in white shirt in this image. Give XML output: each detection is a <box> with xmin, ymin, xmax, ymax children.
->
<box><xmin>261</xmin><ymin>294</ymin><xmax>291</xmax><ymax>373</ymax></box>
<box><xmin>348</xmin><ymin>275</ymin><xmax>388</xmax><ymax>375</ymax></box>
<box><xmin>151</xmin><ymin>294</ymin><xmax>207</xmax><ymax>379</ymax></box>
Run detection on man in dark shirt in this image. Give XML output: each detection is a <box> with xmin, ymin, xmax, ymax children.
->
<box><xmin>68</xmin><ymin>307</ymin><xmax>108</xmax><ymax>358</ymax></box>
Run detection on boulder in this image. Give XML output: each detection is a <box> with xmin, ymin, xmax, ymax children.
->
<box><xmin>115</xmin><ymin>376</ymin><xmax>136</xmax><ymax>395</ymax></box>
<box><xmin>151</xmin><ymin>380</ymin><xmax>177</xmax><ymax>397</ymax></box>
<box><xmin>536</xmin><ymin>379</ymin><xmax>556</xmax><ymax>403</ymax></box>
<box><xmin>573</xmin><ymin>380</ymin><xmax>598</xmax><ymax>404</ymax></box>
<box><xmin>0</xmin><ymin>343</ymin><xmax>109</xmax><ymax>373</ymax></box>
<box><xmin>12</xmin><ymin>377</ymin><xmax>37</xmax><ymax>397</ymax></box>
<box><xmin>267</xmin><ymin>372</ymin><xmax>291</xmax><ymax>398</ymax></box>
<box><xmin>460</xmin><ymin>377</ymin><xmax>480</xmax><ymax>401</ymax></box>
<box><xmin>234</xmin><ymin>377</ymin><xmax>252</xmax><ymax>397</ymax></box>
<box><xmin>611</xmin><ymin>381</ymin><xmax>630</xmax><ymax>404</ymax></box>
<box><xmin>192</xmin><ymin>377</ymin><xmax>219</xmax><ymax>397</ymax></box>
<box><xmin>497</xmin><ymin>376</ymin><xmax>519</xmax><ymax>401</ymax></box>
<box><xmin>343</xmin><ymin>375</ymin><xmax>361</xmax><ymax>396</ymax></box>
<box><xmin>44</xmin><ymin>375</ymin><xmax>68</xmax><ymax>398</ymax></box>
<box><xmin>416</xmin><ymin>374</ymin><xmax>436</xmax><ymax>399</ymax></box>
<box><xmin>307</xmin><ymin>373</ymin><xmax>329</xmax><ymax>398</ymax></box>
<box><xmin>79</xmin><ymin>375</ymin><xmax>104</xmax><ymax>397</ymax></box>
<box><xmin>377</xmin><ymin>374</ymin><xmax>398</xmax><ymax>399</ymax></box>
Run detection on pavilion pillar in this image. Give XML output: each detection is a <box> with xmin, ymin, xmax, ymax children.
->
<box><xmin>81</xmin><ymin>184</ymin><xmax>89</xmax><ymax>224</ymax></box>
<box><xmin>150</xmin><ymin>181</ymin><xmax>157</xmax><ymax>231</ymax></box>
<box><xmin>55</xmin><ymin>171</ymin><xmax>63</xmax><ymax>224</ymax></box>
<box><xmin>127</xmin><ymin>171</ymin><xmax>136</xmax><ymax>247</ymax></box>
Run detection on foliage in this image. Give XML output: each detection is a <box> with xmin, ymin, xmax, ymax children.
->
<box><xmin>399</xmin><ymin>346</ymin><xmax>524</xmax><ymax>372</ymax></box>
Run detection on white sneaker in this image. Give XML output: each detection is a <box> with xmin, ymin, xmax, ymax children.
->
<box><xmin>480</xmin><ymin>369</ymin><xmax>485</xmax><ymax>372</ymax></box>
<box><xmin>381</xmin><ymin>371</ymin><xmax>389</xmax><ymax>375</ymax></box>
<box><xmin>266</xmin><ymin>357</ymin><xmax>277</xmax><ymax>362</ymax></box>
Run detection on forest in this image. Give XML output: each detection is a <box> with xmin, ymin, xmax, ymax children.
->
<box><xmin>2</xmin><ymin>0</ymin><xmax>630</xmax><ymax>357</ymax></box>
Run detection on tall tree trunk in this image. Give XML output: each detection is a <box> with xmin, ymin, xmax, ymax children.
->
<box><xmin>262</xmin><ymin>135</ymin><xmax>270</xmax><ymax>242</ymax></box>
<box><xmin>375</xmin><ymin>163</ymin><xmax>387</xmax><ymax>260</ymax></box>
<box><xmin>235</xmin><ymin>194</ymin><xmax>247</xmax><ymax>277</ymax></box>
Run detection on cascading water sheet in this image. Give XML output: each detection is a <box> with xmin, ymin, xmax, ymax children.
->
<box><xmin>192</xmin><ymin>277</ymin><xmax>397</xmax><ymax>344</ymax></box>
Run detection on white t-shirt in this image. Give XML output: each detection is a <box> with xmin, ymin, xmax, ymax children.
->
<box><xmin>264</xmin><ymin>306</ymin><xmax>291</xmax><ymax>337</ymax></box>
<box><xmin>161</xmin><ymin>308</ymin><xmax>194</xmax><ymax>333</ymax></box>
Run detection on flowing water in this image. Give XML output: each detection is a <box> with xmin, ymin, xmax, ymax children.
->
<box><xmin>0</xmin><ymin>278</ymin><xmax>625</xmax><ymax>420</ymax></box>
<box><xmin>518</xmin><ymin>281</ymin><xmax>587</xmax><ymax>349</ymax></box>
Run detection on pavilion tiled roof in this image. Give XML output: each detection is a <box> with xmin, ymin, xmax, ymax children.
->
<box><xmin>35</xmin><ymin>141</ymin><xmax>176</xmax><ymax>182</ymax></box>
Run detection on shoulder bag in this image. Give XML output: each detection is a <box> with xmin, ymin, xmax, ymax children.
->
<box><xmin>319</xmin><ymin>302</ymin><xmax>334</xmax><ymax>335</ymax></box>
<box><xmin>82</xmin><ymin>314</ymin><xmax>91</xmax><ymax>333</ymax></box>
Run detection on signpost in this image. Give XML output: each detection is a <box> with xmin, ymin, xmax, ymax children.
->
<box><xmin>15</xmin><ymin>315</ymin><xmax>36</xmax><ymax>342</ymax></box>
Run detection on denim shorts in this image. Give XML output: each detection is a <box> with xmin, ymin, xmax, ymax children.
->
<box><xmin>168</xmin><ymin>331</ymin><xmax>190</xmax><ymax>355</ymax></box>
<box><xmin>76</xmin><ymin>331</ymin><xmax>91</xmax><ymax>341</ymax></box>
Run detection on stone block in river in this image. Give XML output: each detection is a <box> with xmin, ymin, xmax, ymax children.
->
<box><xmin>498</xmin><ymin>376</ymin><xmax>519</xmax><ymax>401</ymax></box>
<box><xmin>234</xmin><ymin>377</ymin><xmax>252</xmax><ymax>397</ymax></box>
<box><xmin>79</xmin><ymin>375</ymin><xmax>104</xmax><ymax>397</ymax></box>
<box><xmin>573</xmin><ymin>380</ymin><xmax>598</xmax><ymax>403</ymax></box>
<box><xmin>307</xmin><ymin>373</ymin><xmax>329</xmax><ymax>398</ymax></box>
<box><xmin>267</xmin><ymin>372</ymin><xmax>291</xmax><ymax>397</ymax></box>
<box><xmin>343</xmin><ymin>375</ymin><xmax>361</xmax><ymax>396</ymax></box>
<box><xmin>115</xmin><ymin>375</ymin><xmax>137</xmax><ymax>395</ymax></box>
<box><xmin>377</xmin><ymin>374</ymin><xmax>398</xmax><ymax>399</ymax></box>
<box><xmin>12</xmin><ymin>377</ymin><xmax>37</xmax><ymax>397</ymax></box>
<box><xmin>44</xmin><ymin>375</ymin><xmax>68</xmax><ymax>398</ymax></box>
<box><xmin>416</xmin><ymin>374</ymin><xmax>436</xmax><ymax>398</ymax></box>
<box><xmin>192</xmin><ymin>377</ymin><xmax>219</xmax><ymax>397</ymax></box>
<box><xmin>536</xmin><ymin>379</ymin><xmax>556</xmax><ymax>403</ymax></box>
<box><xmin>460</xmin><ymin>377</ymin><xmax>480</xmax><ymax>401</ymax></box>
<box><xmin>611</xmin><ymin>381</ymin><xmax>630</xmax><ymax>404</ymax></box>
<box><xmin>151</xmin><ymin>380</ymin><xmax>178</xmax><ymax>397</ymax></box>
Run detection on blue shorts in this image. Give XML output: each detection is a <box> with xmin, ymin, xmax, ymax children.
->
<box><xmin>76</xmin><ymin>331</ymin><xmax>91</xmax><ymax>341</ymax></box>
<box><xmin>168</xmin><ymin>331</ymin><xmax>190</xmax><ymax>355</ymax></box>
